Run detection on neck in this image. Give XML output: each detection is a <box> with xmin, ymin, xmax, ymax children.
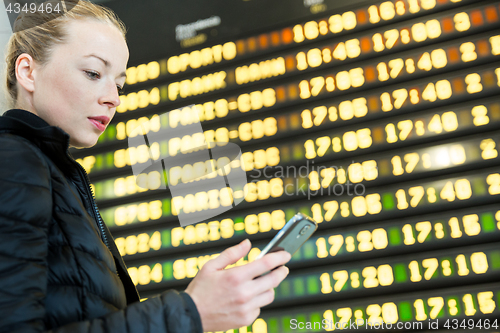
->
<box><xmin>14</xmin><ymin>93</ymin><xmax>37</xmax><ymax>116</ymax></box>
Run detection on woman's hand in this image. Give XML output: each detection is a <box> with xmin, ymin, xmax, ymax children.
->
<box><xmin>185</xmin><ymin>239</ymin><xmax>291</xmax><ymax>332</ymax></box>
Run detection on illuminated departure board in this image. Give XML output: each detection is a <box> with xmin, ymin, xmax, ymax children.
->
<box><xmin>73</xmin><ymin>0</ymin><xmax>500</xmax><ymax>331</ymax></box>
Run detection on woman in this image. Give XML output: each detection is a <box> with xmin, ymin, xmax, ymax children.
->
<box><xmin>0</xmin><ymin>1</ymin><xmax>291</xmax><ymax>332</ymax></box>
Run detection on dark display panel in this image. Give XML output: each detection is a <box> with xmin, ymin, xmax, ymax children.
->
<box><xmin>74</xmin><ymin>0</ymin><xmax>500</xmax><ymax>331</ymax></box>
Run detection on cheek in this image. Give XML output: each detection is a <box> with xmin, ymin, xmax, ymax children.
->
<box><xmin>54</xmin><ymin>75</ymin><xmax>85</xmax><ymax>103</ymax></box>
<box><xmin>43</xmin><ymin>67</ymin><xmax>89</xmax><ymax>104</ymax></box>
<box><xmin>35</xmin><ymin>71</ymin><xmax>90</xmax><ymax>127</ymax></box>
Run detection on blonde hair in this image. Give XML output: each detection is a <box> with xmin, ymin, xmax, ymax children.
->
<box><xmin>4</xmin><ymin>0</ymin><xmax>127</xmax><ymax>108</ymax></box>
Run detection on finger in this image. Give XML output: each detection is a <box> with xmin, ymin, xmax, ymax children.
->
<box><xmin>247</xmin><ymin>288</ymin><xmax>276</xmax><ymax>310</ymax></box>
<box><xmin>248</xmin><ymin>251</ymin><xmax>291</xmax><ymax>278</ymax></box>
<box><xmin>203</xmin><ymin>239</ymin><xmax>251</xmax><ymax>271</ymax></box>
<box><xmin>251</xmin><ymin>265</ymin><xmax>289</xmax><ymax>295</ymax></box>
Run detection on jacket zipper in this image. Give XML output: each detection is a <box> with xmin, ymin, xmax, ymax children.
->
<box><xmin>68</xmin><ymin>155</ymin><xmax>110</xmax><ymax>250</ymax></box>
<box><xmin>68</xmin><ymin>154</ymin><xmax>120</xmax><ymax>278</ymax></box>
<box><xmin>81</xmin><ymin>165</ymin><xmax>110</xmax><ymax>249</ymax></box>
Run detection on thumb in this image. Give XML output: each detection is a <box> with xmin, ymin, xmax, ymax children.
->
<box><xmin>206</xmin><ymin>239</ymin><xmax>251</xmax><ymax>271</ymax></box>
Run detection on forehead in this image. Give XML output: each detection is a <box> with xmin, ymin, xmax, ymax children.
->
<box><xmin>59</xmin><ymin>19</ymin><xmax>129</xmax><ymax>68</ymax></box>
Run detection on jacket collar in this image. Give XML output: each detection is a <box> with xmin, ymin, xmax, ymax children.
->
<box><xmin>2</xmin><ymin>109</ymin><xmax>69</xmax><ymax>142</ymax></box>
<box><xmin>0</xmin><ymin>109</ymin><xmax>78</xmax><ymax>178</ymax></box>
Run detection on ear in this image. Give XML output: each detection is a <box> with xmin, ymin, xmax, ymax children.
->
<box><xmin>15</xmin><ymin>53</ymin><xmax>37</xmax><ymax>93</ymax></box>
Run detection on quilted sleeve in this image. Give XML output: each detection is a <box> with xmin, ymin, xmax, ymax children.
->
<box><xmin>0</xmin><ymin>135</ymin><xmax>203</xmax><ymax>333</ymax></box>
<box><xmin>54</xmin><ymin>291</ymin><xmax>203</xmax><ymax>333</ymax></box>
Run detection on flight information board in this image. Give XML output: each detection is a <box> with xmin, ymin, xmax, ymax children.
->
<box><xmin>73</xmin><ymin>0</ymin><xmax>500</xmax><ymax>331</ymax></box>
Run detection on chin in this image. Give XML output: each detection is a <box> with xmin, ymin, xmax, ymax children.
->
<box><xmin>70</xmin><ymin>136</ymin><xmax>99</xmax><ymax>149</ymax></box>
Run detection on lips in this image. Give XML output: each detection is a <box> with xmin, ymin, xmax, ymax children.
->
<box><xmin>88</xmin><ymin>116</ymin><xmax>110</xmax><ymax>132</ymax></box>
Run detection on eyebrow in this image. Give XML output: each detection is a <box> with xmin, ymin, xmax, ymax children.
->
<box><xmin>85</xmin><ymin>54</ymin><xmax>127</xmax><ymax>79</ymax></box>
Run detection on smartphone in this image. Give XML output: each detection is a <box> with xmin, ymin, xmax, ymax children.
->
<box><xmin>255</xmin><ymin>212</ymin><xmax>318</xmax><ymax>261</ymax></box>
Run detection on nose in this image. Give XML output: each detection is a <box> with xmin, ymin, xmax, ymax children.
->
<box><xmin>99</xmin><ymin>80</ymin><xmax>121</xmax><ymax>108</ymax></box>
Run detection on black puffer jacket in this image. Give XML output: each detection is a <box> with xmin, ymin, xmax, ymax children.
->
<box><xmin>0</xmin><ymin>109</ymin><xmax>203</xmax><ymax>333</ymax></box>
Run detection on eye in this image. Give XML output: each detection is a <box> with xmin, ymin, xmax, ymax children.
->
<box><xmin>117</xmin><ymin>85</ymin><xmax>125</xmax><ymax>96</ymax></box>
<box><xmin>85</xmin><ymin>70</ymin><xmax>101</xmax><ymax>80</ymax></box>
